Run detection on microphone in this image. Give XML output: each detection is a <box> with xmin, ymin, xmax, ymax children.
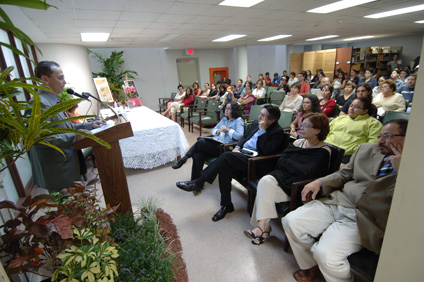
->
<box><xmin>67</xmin><ymin>88</ymin><xmax>90</xmax><ymax>100</ymax></box>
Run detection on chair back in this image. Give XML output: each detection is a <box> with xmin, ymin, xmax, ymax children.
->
<box><xmin>170</xmin><ymin>92</ymin><xmax>177</xmax><ymax>100</ymax></box>
<box><xmin>382</xmin><ymin>111</ymin><xmax>410</xmax><ymax>124</ymax></box>
<box><xmin>278</xmin><ymin>111</ymin><xmax>294</xmax><ymax>128</ymax></box>
<box><xmin>326</xmin><ymin>144</ymin><xmax>345</xmax><ymax>174</ymax></box>
<box><xmin>333</xmin><ymin>105</ymin><xmax>341</xmax><ymax>117</ymax></box>
<box><xmin>248</xmin><ymin>105</ymin><xmax>264</xmax><ymax>121</ymax></box>
<box><xmin>267</xmin><ymin>86</ymin><xmax>278</xmax><ymax>97</ymax></box>
<box><xmin>269</xmin><ymin>91</ymin><xmax>285</xmax><ymax>105</ymax></box>
<box><xmin>204</xmin><ymin>100</ymin><xmax>219</xmax><ymax>119</ymax></box>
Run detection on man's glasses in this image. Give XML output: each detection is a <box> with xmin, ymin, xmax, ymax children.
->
<box><xmin>378</xmin><ymin>133</ymin><xmax>405</xmax><ymax>140</ymax></box>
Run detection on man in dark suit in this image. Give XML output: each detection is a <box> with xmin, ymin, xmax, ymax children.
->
<box><xmin>176</xmin><ymin>104</ymin><xmax>286</xmax><ymax>222</ymax></box>
<box><xmin>29</xmin><ymin>61</ymin><xmax>105</xmax><ymax>192</ymax></box>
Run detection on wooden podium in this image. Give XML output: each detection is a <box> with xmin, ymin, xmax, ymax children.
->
<box><xmin>74</xmin><ymin>122</ymin><xmax>134</xmax><ymax>214</ymax></box>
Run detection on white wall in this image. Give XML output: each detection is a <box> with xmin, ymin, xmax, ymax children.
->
<box><xmin>89</xmin><ymin>47</ymin><xmax>236</xmax><ymax>109</ymax></box>
<box><xmin>375</xmin><ymin>35</ymin><xmax>424</xmax><ymax>282</ymax></box>
<box><xmin>36</xmin><ymin>44</ymin><xmax>99</xmax><ymax>116</ymax></box>
<box><xmin>247</xmin><ymin>45</ymin><xmax>288</xmax><ymax>79</ymax></box>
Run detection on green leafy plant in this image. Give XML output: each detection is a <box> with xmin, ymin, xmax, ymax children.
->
<box><xmin>0</xmin><ymin>66</ymin><xmax>111</xmax><ymax>172</ymax></box>
<box><xmin>110</xmin><ymin>199</ymin><xmax>176</xmax><ymax>282</ymax></box>
<box><xmin>0</xmin><ymin>179</ymin><xmax>117</xmax><ymax>277</ymax></box>
<box><xmin>52</xmin><ymin>228</ymin><xmax>119</xmax><ymax>282</ymax></box>
<box><xmin>88</xmin><ymin>50</ymin><xmax>138</xmax><ymax>103</ymax></box>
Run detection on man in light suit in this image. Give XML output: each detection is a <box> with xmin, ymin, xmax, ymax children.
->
<box><xmin>282</xmin><ymin>119</ymin><xmax>408</xmax><ymax>282</ymax></box>
<box><xmin>29</xmin><ymin>61</ymin><xmax>104</xmax><ymax>193</ymax></box>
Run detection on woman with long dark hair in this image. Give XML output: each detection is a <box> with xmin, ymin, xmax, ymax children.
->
<box><xmin>290</xmin><ymin>94</ymin><xmax>321</xmax><ymax>139</ymax></box>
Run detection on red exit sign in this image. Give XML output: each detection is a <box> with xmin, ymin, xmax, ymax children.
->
<box><xmin>186</xmin><ymin>48</ymin><xmax>194</xmax><ymax>55</ymax></box>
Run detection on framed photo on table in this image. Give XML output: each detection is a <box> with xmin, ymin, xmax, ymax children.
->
<box><xmin>123</xmin><ymin>80</ymin><xmax>140</xmax><ymax>97</ymax></box>
<box><xmin>93</xmin><ymin>77</ymin><xmax>114</xmax><ymax>102</ymax></box>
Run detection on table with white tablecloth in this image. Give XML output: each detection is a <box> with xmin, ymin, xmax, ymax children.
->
<box><xmin>119</xmin><ymin>106</ymin><xmax>189</xmax><ymax>169</ymax></box>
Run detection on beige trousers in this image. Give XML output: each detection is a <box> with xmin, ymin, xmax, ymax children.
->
<box><xmin>250</xmin><ymin>175</ymin><xmax>290</xmax><ymax>227</ymax></box>
<box><xmin>282</xmin><ymin>200</ymin><xmax>363</xmax><ymax>282</ymax></box>
<box><xmin>170</xmin><ymin>102</ymin><xmax>181</xmax><ymax>113</ymax></box>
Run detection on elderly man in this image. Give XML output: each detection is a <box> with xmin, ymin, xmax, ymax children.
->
<box><xmin>282</xmin><ymin>119</ymin><xmax>408</xmax><ymax>282</ymax></box>
<box><xmin>177</xmin><ymin>105</ymin><xmax>286</xmax><ymax>222</ymax></box>
<box><xmin>29</xmin><ymin>61</ymin><xmax>105</xmax><ymax>192</ymax></box>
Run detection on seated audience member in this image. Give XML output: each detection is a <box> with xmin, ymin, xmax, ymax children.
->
<box><xmin>193</xmin><ymin>82</ymin><xmax>203</xmax><ymax>97</ymax></box>
<box><xmin>290</xmin><ymin>95</ymin><xmax>321</xmax><ymax>139</ymax></box>
<box><xmin>358</xmin><ymin>67</ymin><xmax>365</xmax><ymax>81</ymax></box>
<box><xmin>346</xmin><ymin>69</ymin><xmax>360</xmax><ymax>85</ymax></box>
<box><xmin>319</xmin><ymin>85</ymin><xmax>336</xmax><ymax>117</ymax></box>
<box><xmin>277</xmin><ymin>77</ymin><xmax>290</xmax><ymax>93</ymax></box>
<box><xmin>257</xmin><ymin>73</ymin><xmax>267</xmax><ymax>87</ymax></box>
<box><xmin>265</xmin><ymin>72</ymin><xmax>272</xmax><ymax>86</ymax></box>
<box><xmin>283</xmin><ymin>119</ymin><xmax>408</xmax><ymax>282</ymax></box>
<box><xmin>216</xmin><ymin>85</ymin><xmax>227</xmax><ymax>103</ymax></box>
<box><xmin>372</xmin><ymin>76</ymin><xmax>386</xmax><ymax>98</ymax></box>
<box><xmin>172</xmin><ymin>101</ymin><xmax>244</xmax><ymax>180</ymax></box>
<box><xmin>208</xmin><ymin>83</ymin><xmax>218</xmax><ymax>99</ymax></box>
<box><xmin>162</xmin><ymin>84</ymin><xmax>185</xmax><ymax>117</ymax></box>
<box><xmin>387</xmin><ymin>54</ymin><xmax>402</xmax><ymax>72</ymax></box>
<box><xmin>279</xmin><ymin>82</ymin><xmax>303</xmax><ymax>113</ymax></box>
<box><xmin>332</xmin><ymin>71</ymin><xmax>346</xmax><ymax>97</ymax></box>
<box><xmin>288</xmin><ymin>71</ymin><xmax>298</xmax><ymax>87</ymax></box>
<box><xmin>235</xmin><ymin>79</ymin><xmax>244</xmax><ymax>99</ymax></box>
<box><xmin>282</xmin><ymin>70</ymin><xmax>289</xmax><ymax>82</ymax></box>
<box><xmin>245</xmin><ymin>113</ymin><xmax>331</xmax><ymax>245</ymax></box>
<box><xmin>390</xmin><ymin>69</ymin><xmax>404</xmax><ymax>90</ymax></box>
<box><xmin>272</xmin><ymin>72</ymin><xmax>281</xmax><ymax>85</ymax></box>
<box><xmin>297</xmin><ymin>71</ymin><xmax>310</xmax><ymax>96</ymax></box>
<box><xmin>220</xmin><ymin>85</ymin><xmax>235</xmax><ymax>108</ymax></box>
<box><xmin>306</xmin><ymin>70</ymin><xmax>313</xmax><ymax>84</ymax></box>
<box><xmin>311</xmin><ymin>68</ymin><xmax>323</xmax><ymax>88</ymax></box>
<box><xmin>319</xmin><ymin>76</ymin><xmax>331</xmax><ymax>89</ymax></box>
<box><xmin>399</xmin><ymin>68</ymin><xmax>410</xmax><ymax>86</ymax></box>
<box><xmin>358</xmin><ymin>68</ymin><xmax>377</xmax><ymax>89</ymax></box>
<box><xmin>373</xmin><ymin>79</ymin><xmax>406</xmax><ymax>117</ymax></box>
<box><xmin>336</xmin><ymin>81</ymin><xmax>355</xmax><ymax>108</ymax></box>
<box><xmin>326</xmin><ymin>97</ymin><xmax>382</xmax><ymax>164</ymax></box>
<box><xmin>246</xmin><ymin>75</ymin><xmax>252</xmax><ymax>84</ymax></box>
<box><xmin>252</xmin><ymin>81</ymin><xmax>266</xmax><ymax>100</ymax></box>
<box><xmin>202</xmin><ymin>83</ymin><xmax>210</xmax><ymax>97</ymax></box>
<box><xmin>312</xmin><ymin>71</ymin><xmax>325</xmax><ymax>89</ymax></box>
<box><xmin>237</xmin><ymin>82</ymin><xmax>256</xmax><ymax>114</ymax></box>
<box><xmin>398</xmin><ymin>74</ymin><xmax>416</xmax><ymax>109</ymax></box>
<box><xmin>340</xmin><ymin>83</ymin><xmax>375</xmax><ymax>116</ymax></box>
<box><xmin>163</xmin><ymin>87</ymin><xmax>194</xmax><ymax>121</ymax></box>
<box><xmin>176</xmin><ymin>105</ymin><xmax>285</xmax><ymax>222</ymax></box>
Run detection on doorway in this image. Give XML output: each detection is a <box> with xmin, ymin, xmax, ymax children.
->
<box><xmin>209</xmin><ymin>67</ymin><xmax>229</xmax><ymax>84</ymax></box>
<box><xmin>176</xmin><ymin>58</ymin><xmax>200</xmax><ymax>89</ymax></box>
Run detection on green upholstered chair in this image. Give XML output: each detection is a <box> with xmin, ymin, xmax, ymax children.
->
<box><xmin>278</xmin><ymin>111</ymin><xmax>294</xmax><ymax>131</ymax></box>
<box><xmin>191</xmin><ymin>100</ymin><xmax>220</xmax><ymax>136</ymax></box>
<box><xmin>382</xmin><ymin>110</ymin><xmax>410</xmax><ymax>125</ymax></box>
<box><xmin>269</xmin><ymin>91</ymin><xmax>285</xmax><ymax>106</ymax></box>
<box><xmin>181</xmin><ymin>99</ymin><xmax>207</xmax><ymax>130</ymax></box>
<box><xmin>158</xmin><ymin>92</ymin><xmax>176</xmax><ymax>113</ymax></box>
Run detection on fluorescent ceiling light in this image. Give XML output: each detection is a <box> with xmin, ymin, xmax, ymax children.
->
<box><xmin>81</xmin><ymin>33</ymin><xmax>110</xmax><ymax>42</ymax></box>
<box><xmin>364</xmin><ymin>4</ymin><xmax>424</xmax><ymax>19</ymax></box>
<box><xmin>343</xmin><ymin>35</ymin><xmax>375</xmax><ymax>41</ymax></box>
<box><xmin>213</xmin><ymin>34</ymin><xmax>246</xmax><ymax>42</ymax></box>
<box><xmin>258</xmin><ymin>35</ymin><xmax>292</xmax><ymax>42</ymax></box>
<box><xmin>306</xmin><ymin>35</ymin><xmax>339</xmax><ymax>41</ymax></box>
<box><xmin>219</xmin><ymin>0</ymin><xmax>264</xmax><ymax>8</ymax></box>
<box><xmin>307</xmin><ymin>0</ymin><xmax>377</xmax><ymax>14</ymax></box>
<box><xmin>415</xmin><ymin>20</ymin><xmax>424</xmax><ymax>24</ymax></box>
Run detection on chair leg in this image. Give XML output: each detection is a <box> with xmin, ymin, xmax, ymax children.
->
<box><xmin>283</xmin><ymin>232</ymin><xmax>290</xmax><ymax>252</ymax></box>
<box><xmin>247</xmin><ymin>190</ymin><xmax>255</xmax><ymax>216</ymax></box>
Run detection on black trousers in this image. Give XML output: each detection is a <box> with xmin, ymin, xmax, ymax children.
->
<box><xmin>196</xmin><ymin>151</ymin><xmax>249</xmax><ymax>207</ymax></box>
<box><xmin>186</xmin><ymin>138</ymin><xmax>222</xmax><ymax>180</ymax></box>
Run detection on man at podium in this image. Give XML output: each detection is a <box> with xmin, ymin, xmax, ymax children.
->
<box><xmin>29</xmin><ymin>61</ymin><xmax>105</xmax><ymax>193</ymax></box>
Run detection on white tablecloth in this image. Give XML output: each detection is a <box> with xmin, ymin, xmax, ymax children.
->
<box><xmin>119</xmin><ymin>106</ymin><xmax>189</xmax><ymax>169</ymax></box>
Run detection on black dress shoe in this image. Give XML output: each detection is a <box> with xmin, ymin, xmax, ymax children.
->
<box><xmin>172</xmin><ymin>156</ymin><xmax>188</xmax><ymax>169</ymax></box>
<box><xmin>176</xmin><ymin>181</ymin><xmax>203</xmax><ymax>192</ymax></box>
<box><xmin>212</xmin><ymin>205</ymin><xmax>234</xmax><ymax>222</ymax></box>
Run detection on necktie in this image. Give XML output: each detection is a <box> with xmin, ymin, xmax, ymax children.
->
<box><xmin>378</xmin><ymin>156</ymin><xmax>394</xmax><ymax>176</ymax></box>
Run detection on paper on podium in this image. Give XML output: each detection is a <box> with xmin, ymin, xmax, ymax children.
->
<box><xmin>91</xmin><ymin>120</ymin><xmax>115</xmax><ymax>134</ymax></box>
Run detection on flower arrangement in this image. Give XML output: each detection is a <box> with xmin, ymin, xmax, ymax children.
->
<box><xmin>124</xmin><ymin>86</ymin><xmax>138</xmax><ymax>98</ymax></box>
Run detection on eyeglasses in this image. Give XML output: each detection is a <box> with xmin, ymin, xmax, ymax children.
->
<box><xmin>300</xmin><ymin>123</ymin><xmax>314</xmax><ymax>129</ymax></box>
<box><xmin>378</xmin><ymin>133</ymin><xmax>405</xmax><ymax>140</ymax></box>
<box><xmin>349</xmin><ymin>104</ymin><xmax>364</xmax><ymax>110</ymax></box>
<box><xmin>225</xmin><ymin>107</ymin><xmax>232</xmax><ymax>111</ymax></box>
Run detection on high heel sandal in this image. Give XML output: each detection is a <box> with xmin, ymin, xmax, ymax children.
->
<box><xmin>251</xmin><ymin>226</ymin><xmax>272</xmax><ymax>245</ymax></box>
<box><xmin>244</xmin><ymin>226</ymin><xmax>262</xmax><ymax>240</ymax></box>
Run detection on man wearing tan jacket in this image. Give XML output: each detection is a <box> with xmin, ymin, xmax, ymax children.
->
<box><xmin>282</xmin><ymin>119</ymin><xmax>408</xmax><ymax>282</ymax></box>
